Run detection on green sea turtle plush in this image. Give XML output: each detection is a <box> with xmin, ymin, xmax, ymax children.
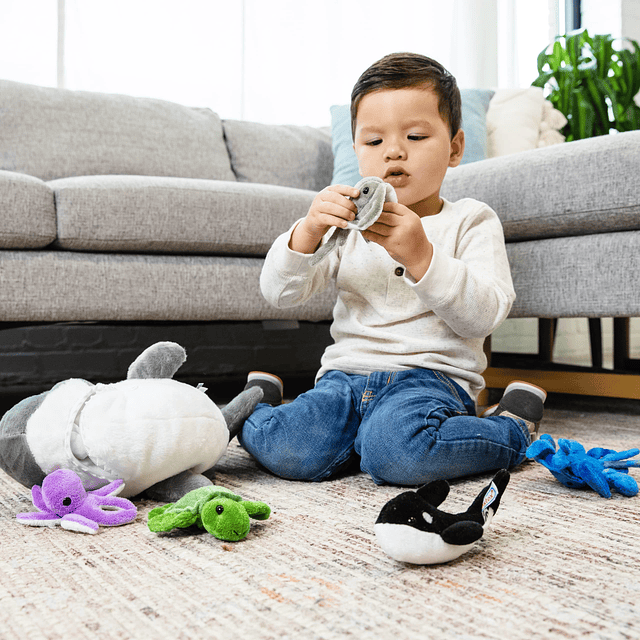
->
<box><xmin>147</xmin><ymin>485</ymin><xmax>271</xmax><ymax>541</ymax></box>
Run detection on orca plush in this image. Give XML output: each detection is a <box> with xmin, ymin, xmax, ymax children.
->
<box><xmin>375</xmin><ymin>469</ymin><xmax>510</xmax><ymax>565</ymax></box>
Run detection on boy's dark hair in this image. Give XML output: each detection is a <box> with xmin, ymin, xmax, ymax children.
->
<box><xmin>350</xmin><ymin>52</ymin><xmax>461</xmax><ymax>140</ymax></box>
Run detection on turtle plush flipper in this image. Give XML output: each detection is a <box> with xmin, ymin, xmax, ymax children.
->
<box><xmin>241</xmin><ymin>500</ymin><xmax>271</xmax><ymax>520</ymax></box>
<box><xmin>147</xmin><ymin>504</ymin><xmax>200</xmax><ymax>532</ymax></box>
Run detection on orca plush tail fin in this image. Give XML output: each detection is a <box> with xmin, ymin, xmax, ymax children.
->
<box><xmin>466</xmin><ymin>469</ymin><xmax>511</xmax><ymax>526</ymax></box>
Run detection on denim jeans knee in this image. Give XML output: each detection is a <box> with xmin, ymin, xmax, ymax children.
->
<box><xmin>355</xmin><ymin>369</ymin><xmax>529</xmax><ymax>485</ymax></box>
<box><xmin>238</xmin><ymin>371</ymin><xmax>362</xmax><ymax>481</ymax></box>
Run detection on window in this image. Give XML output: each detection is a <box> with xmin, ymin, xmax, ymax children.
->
<box><xmin>0</xmin><ymin>0</ymin><xmax>559</xmax><ymax>125</ymax></box>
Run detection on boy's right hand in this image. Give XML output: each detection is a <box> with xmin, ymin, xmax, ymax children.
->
<box><xmin>289</xmin><ymin>185</ymin><xmax>359</xmax><ymax>254</ymax></box>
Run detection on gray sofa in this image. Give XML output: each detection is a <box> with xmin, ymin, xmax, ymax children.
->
<box><xmin>2</xmin><ymin>78</ymin><xmax>639</xmax><ymax>399</ymax></box>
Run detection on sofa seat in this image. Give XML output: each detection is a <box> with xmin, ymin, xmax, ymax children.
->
<box><xmin>0</xmin><ymin>250</ymin><xmax>337</xmax><ymax>323</ymax></box>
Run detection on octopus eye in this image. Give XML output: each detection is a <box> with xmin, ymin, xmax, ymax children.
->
<box><xmin>63</xmin><ymin>497</ymin><xmax>72</xmax><ymax>506</ymax></box>
<box><xmin>362</xmin><ymin>187</ymin><xmax>369</xmax><ymax>195</ymax></box>
<box><xmin>215</xmin><ymin>505</ymin><xmax>224</xmax><ymax>515</ymax></box>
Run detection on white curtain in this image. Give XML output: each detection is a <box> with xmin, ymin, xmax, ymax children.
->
<box><xmin>0</xmin><ymin>0</ymin><xmax>555</xmax><ymax>126</ymax></box>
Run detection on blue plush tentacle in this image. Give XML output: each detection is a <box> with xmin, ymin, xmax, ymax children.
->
<box><xmin>527</xmin><ymin>434</ymin><xmax>639</xmax><ymax>498</ymax></box>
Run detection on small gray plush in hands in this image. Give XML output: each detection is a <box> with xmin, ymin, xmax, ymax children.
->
<box><xmin>309</xmin><ymin>176</ymin><xmax>397</xmax><ymax>266</ymax></box>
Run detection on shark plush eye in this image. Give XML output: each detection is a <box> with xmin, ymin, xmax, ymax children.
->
<box><xmin>362</xmin><ymin>186</ymin><xmax>369</xmax><ymax>194</ymax></box>
<box><xmin>422</xmin><ymin>512</ymin><xmax>433</xmax><ymax>524</ymax></box>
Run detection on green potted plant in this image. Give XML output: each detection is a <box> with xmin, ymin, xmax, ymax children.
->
<box><xmin>532</xmin><ymin>29</ymin><xmax>640</xmax><ymax>141</ymax></box>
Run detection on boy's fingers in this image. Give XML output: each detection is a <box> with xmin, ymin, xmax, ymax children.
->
<box><xmin>382</xmin><ymin>202</ymin><xmax>405</xmax><ymax>215</ymax></box>
<box><xmin>319</xmin><ymin>191</ymin><xmax>357</xmax><ymax>213</ymax></box>
<box><xmin>328</xmin><ymin>184</ymin><xmax>360</xmax><ymax>198</ymax></box>
<box><xmin>320</xmin><ymin>202</ymin><xmax>356</xmax><ymax>221</ymax></box>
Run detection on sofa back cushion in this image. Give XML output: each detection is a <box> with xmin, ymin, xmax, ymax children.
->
<box><xmin>0</xmin><ymin>170</ymin><xmax>56</xmax><ymax>248</ymax></box>
<box><xmin>0</xmin><ymin>79</ymin><xmax>236</xmax><ymax>183</ymax></box>
<box><xmin>50</xmin><ymin>175</ymin><xmax>315</xmax><ymax>256</ymax></box>
<box><xmin>223</xmin><ymin>120</ymin><xmax>333</xmax><ymax>192</ymax></box>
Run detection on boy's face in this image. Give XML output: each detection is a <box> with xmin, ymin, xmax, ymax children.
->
<box><xmin>353</xmin><ymin>86</ymin><xmax>464</xmax><ymax>217</ymax></box>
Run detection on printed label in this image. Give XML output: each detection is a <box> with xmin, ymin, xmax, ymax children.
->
<box><xmin>481</xmin><ymin>482</ymin><xmax>498</xmax><ymax>517</ymax></box>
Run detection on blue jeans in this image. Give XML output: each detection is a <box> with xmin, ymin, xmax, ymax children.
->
<box><xmin>238</xmin><ymin>369</ymin><xmax>531</xmax><ymax>485</ymax></box>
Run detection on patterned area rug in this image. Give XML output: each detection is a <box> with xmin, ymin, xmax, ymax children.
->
<box><xmin>1</xmin><ymin>401</ymin><xmax>639</xmax><ymax>639</ymax></box>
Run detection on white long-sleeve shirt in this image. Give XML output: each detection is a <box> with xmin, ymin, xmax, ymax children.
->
<box><xmin>260</xmin><ymin>197</ymin><xmax>515</xmax><ymax>400</ymax></box>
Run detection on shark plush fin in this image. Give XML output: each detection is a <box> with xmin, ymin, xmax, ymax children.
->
<box><xmin>127</xmin><ymin>341</ymin><xmax>187</xmax><ymax>379</ymax></box>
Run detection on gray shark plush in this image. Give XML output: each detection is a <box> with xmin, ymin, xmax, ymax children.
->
<box><xmin>0</xmin><ymin>342</ymin><xmax>263</xmax><ymax>502</ymax></box>
<box><xmin>309</xmin><ymin>176</ymin><xmax>397</xmax><ymax>266</ymax></box>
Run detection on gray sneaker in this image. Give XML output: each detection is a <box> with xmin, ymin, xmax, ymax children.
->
<box><xmin>483</xmin><ymin>381</ymin><xmax>547</xmax><ymax>440</ymax></box>
<box><xmin>244</xmin><ymin>371</ymin><xmax>284</xmax><ymax>406</ymax></box>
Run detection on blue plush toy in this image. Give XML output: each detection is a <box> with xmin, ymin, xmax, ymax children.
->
<box><xmin>526</xmin><ymin>434</ymin><xmax>640</xmax><ymax>498</ymax></box>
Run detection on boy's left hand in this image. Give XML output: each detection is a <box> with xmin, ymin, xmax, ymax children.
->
<box><xmin>361</xmin><ymin>202</ymin><xmax>433</xmax><ymax>281</ymax></box>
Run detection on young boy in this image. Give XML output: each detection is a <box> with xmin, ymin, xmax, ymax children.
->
<box><xmin>238</xmin><ymin>52</ymin><xmax>546</xmax><ymax>486</ymax></box>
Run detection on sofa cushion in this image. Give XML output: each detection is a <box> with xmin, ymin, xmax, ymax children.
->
<box><xmin>0</xmin><ymin>79</ymin><xmax>236</xmax><ymax>182</ymax></box>
<box><xmin>50</xmin><ymin>175</ymin><xmax>316</xmax><ymax>256</ymax></box>
<box><xmin>223</xmin><ymin>120</ymin><xmax>333</xmax><ymax>191</ymax></box>
<box><xmin>442</xmin><ymin>131</ymin><xmax>640</xmax><ymax>242</ymax></box>
<box><xmin>0</xmin><ymin>170</ymin><xmax>56</xmax><ymax>249</ymax></box>
<box><xmin>0</xmin><ymin>251</ymin><xmax>337</xmax><ymax>323</ymax></box>
<box><xmin>507</xmin><ymin>230</ymin><xmax>640</xmax><ymax>318</ymax></box>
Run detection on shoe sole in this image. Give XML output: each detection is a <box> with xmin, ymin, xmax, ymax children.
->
<box><xmin>503</xmin><ymin>380</ymin><xmax>547</xmax><ymax>402</ymax></box>
<box><xmin>247</xmin><ymin>371</ymin><xmax>284</xmax><ymax>393</ymax></box>
<box><xmin>482</xmin><ymin>380</ymin><xmax>547</xmax><ymax>417</ymax></box>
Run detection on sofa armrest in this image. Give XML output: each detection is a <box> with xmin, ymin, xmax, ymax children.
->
<box><xmin>441</xmin><ymin>130</ymin><xmax>640</xmax><ymax>242</ymax></box>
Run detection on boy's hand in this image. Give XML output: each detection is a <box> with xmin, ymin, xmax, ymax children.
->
<box><xmin>289</xmin><ymin>185</ymin><xmax>359</xmax><ymax>254</ymax></box>
<box><xmin>361</xmin><ymin>202</ymin><xmax>434</xmax><ymax>281</ymax></box>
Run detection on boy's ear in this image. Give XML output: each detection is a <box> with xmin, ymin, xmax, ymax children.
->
<box><xmin>448</xmin><ymin>129</ymin><xmax>465</xmax><ymax>168</ymax></box>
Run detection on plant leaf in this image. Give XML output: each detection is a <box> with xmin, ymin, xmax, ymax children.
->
<box><xmin>531</xmin><ymin>29</ymin><xmax>640</xmax><ymax>139</ymax></box>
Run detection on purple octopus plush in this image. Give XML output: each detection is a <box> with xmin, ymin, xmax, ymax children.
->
<box><xmin>16</xmin><ymin>468</ymin><xmax>137</xmax><ymax>534</ymax></box>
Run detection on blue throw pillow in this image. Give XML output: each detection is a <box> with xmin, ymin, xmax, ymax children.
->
<box><xmin>330</xmin><ymin>89</ymin><xmax>494</xmax><ymax>186</ymax></box>
<box><xmin>459</xmin><ymin>88</ymin><xmax>494</xmax><ymax>164</ymax></box>
<box><xmin>330</xmin><ymin>105</ymin><xmax>361</xmax><ymax>187</ymax></box>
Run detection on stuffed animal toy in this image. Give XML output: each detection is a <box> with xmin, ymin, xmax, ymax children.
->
<box><xmin>526</xmin><ymin>434</ymin><xmax>640</xmax><ymax>498</ymax></box>
<box><xmin>0</xmin><ymin>342</ymin><xmax>264</xmax><ymax>502</ymax></box>
<box><xmin>375</xmin><ymin>470</ymin><xmax>510</xmax><ymax>565</ymax></box>
<box><xmin>16</xmin><ymin>468</ymin><xmax>137</xmax><ymax>534</ymax></box>
<box><xmin>309</xmin><ymin>176</ymin><xmax>397</xmax><ymax>266</ymax></box>
<box><xmin>147</xmin><ymin>485</ymin><xmax>270</xmax><ymax>541</ymax></box>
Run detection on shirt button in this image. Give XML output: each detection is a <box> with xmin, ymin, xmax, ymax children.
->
<box><xmin>394</xmin><ymin>267</ymin><xmax>404</xmax><ymax>276</ymax></box>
